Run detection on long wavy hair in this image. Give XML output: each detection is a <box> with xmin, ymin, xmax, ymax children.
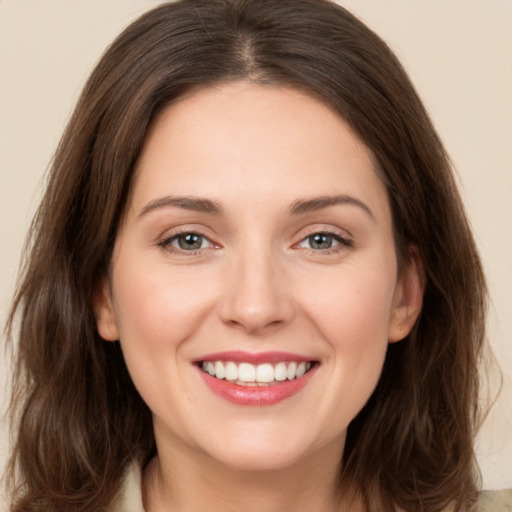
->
<box><xmin>5</xmin><ymin>1</ymin><xmax>487</xmax><ymax>510</ymax></box>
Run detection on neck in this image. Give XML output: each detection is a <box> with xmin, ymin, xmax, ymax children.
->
<box><xmin>142</xmin><ymin>433</ymin><xmax>364</xmax><ymax>512</ymax></box>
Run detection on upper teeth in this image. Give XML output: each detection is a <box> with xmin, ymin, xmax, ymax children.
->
<box><xmin>201</xmin><ymin>361</ymin><xmax>312</xmax><ymax>385</ymax></box>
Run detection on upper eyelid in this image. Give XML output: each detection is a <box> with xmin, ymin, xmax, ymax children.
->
<box><xmin>161</xmin><ymin>230</ymin><xmax>215</xmax><ymax>245</ymax></box>
<box><xmin>156</xmin><ymin>228</ymin><xmax>216</xmax><ymax>251</ymax></box>
<box><xmin>157</xmin><ymin>225</ymin><xmax>217</xmax><ymax>242</ymax></box>
<box><xmin>300</xmin><ymin>231</ymin><xmax>348</xmax><ymax>242</ymax></box>
<box><xmin>155</xmin><ymin>224</ymin><xmax>353</xmax><ymax>247</ymax></box>
<box><xmin>296</xmin><ymin>232</ymin><xmax>352</xmax><ymax>248</ymax></box>
<box><xmin>170</xmin><ymin>233</ymin><xmax>212</xmax><ymax>250</ymax></box>
<box><xmin>296</xmin><ymin>224</ymin><xmax>353</xmax><ymax>241</ymax></box>
<box><xmin>292</xmin><ymin>225</ymin><xmax>355</xmax><ymax>252</ymax></box>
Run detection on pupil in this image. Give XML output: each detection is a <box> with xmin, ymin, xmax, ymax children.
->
<box><xmin>310</xmin><ymin>233</ymin><xmax>332</xmax><ymax>249</ymax></box>
<box><xmin>179</xmin><ymin>234</ymin><xmax>202</xmax><ymax>250</ymax></box>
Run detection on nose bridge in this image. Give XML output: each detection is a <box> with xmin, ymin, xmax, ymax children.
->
<box><xmin>219</xmin><ymin>238</ymin><xmax>293</xmax><ymax>334</ymax></box>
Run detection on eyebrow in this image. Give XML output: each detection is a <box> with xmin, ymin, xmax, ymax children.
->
<box><xmin>288</xmin><ymin>195</ymin><xmax>375</xmax><ymax>221</ymax></box>
<box><xmin>138</xmin><ymin>195</ymin><xmax>223</xmax><ymax>217</ymax></box>
<box><xmin>137</xmin><ymin>193</ymin><xmax>375</xmax><ymax>221</ymax></box>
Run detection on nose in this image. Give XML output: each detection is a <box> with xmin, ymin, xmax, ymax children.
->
<box><xmin>218</xmin><ymin>248</ymin><xmax>295</xmax><ymax>335</ymax></box>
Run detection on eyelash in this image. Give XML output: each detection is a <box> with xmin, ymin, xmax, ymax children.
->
<box><xmin>157</xmin><ymin>229</ymin><xmax>353</xmax><ymax>256</ymax></box>
<box><xmin>157</xmin><ymin>230</ymin><xmax>215</xmax><ymax>255</ymax></box>
<box><xmin>295</xmin><ymin>229</ymin><xmax>353</xmax><ymax>255</ymax></box>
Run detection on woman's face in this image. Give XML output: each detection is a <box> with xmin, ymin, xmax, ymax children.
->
<box><xmin>95</xmin><ymin>82</ymin><xmax>422</xmax><ymax>471</ymax></box>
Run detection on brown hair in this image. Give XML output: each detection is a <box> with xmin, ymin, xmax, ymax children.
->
<box><xmin>6</xmin><ymin>1</ymin><xmax>487</xmax><ymax>510</ymax></box>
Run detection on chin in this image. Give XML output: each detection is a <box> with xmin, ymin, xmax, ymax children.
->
<box><xmin>199</xmin><ymin>427</ymin><xmax>340</xmax><ymax>473</ymax></box>
<box><xmin>210</xmin><ymin>448</ymin><xmax>309</xmax><ymax>473</ymax></box>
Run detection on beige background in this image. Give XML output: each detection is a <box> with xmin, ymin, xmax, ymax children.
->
<box><xmin>1</xmin><ymin>0</ymin><xmax>511</xmax><ymax>505</ymax></box>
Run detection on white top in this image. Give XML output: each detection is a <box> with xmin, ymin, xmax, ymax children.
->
<box><xmin>112</xmin><ymin>463</ymin><xmax>145</xmax><ymax>512</ymax></box>
<box><xmin>112</xmin><ymin>463</ymin><xmax>512</xmax><ymax>511</ymax></box>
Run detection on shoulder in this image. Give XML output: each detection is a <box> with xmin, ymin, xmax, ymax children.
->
<box><xmin>107</xmin><ymin>465</ymin><xmax>512</xmax><ymax>512</ymax></box>
<box><xmin>110</xmin><ymin>462</ymin><xmax>145</xmax><ymax>512</ymax></box>
<box><xmin>471</xmin><ymin>489</ymin><xmax>512</xmax><ymax>511</ymax></box>
<box><xmin>442</xmin><ymin>489</ymin><xmax>512</xmax><ymax>511</ymax></box>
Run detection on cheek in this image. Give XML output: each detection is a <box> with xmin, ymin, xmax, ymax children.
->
<box><xmin>110</xmin><ymin>261</ymin><xmax>218</xmax><ymax>396</ymax></box>
<box><xmin>113</xmin><ymin>263</ymin><xmax>211</xmax><ymax>343</ymax></box>
<box><xmin>297</xmin><ymin>261</ymin><xmax>396</xmax><ymax>422</ymax></box>
<box><xmin>325</xmin><ymin>283</ymin><xmax>391</xmax><ymax>379</ymax></box>
<box><xmin>299</xmin><ymin>259</ymin><xmax>396</xmax><ymax>348</ymax></box>
<box><xmin>109</xmin><ymin>263</ymin><xmax>218</xmax><ymax>421</ymax></box>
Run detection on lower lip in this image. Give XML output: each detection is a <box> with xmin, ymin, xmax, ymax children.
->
<box><xmin>197</xmin><ymin>365</ymin><xmax>317</xmax><ymax>406</ymax></box>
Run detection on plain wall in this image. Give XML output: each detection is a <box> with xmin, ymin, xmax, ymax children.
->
<box><xmin>1</xmin><ymin>0</ymin><xmax>511</xmax><ymax>507</ymax></box>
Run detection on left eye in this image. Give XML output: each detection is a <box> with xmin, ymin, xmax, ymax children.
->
<box><xmin>168</xmin><ymin>233</ymin><xmax>211</xmax><ymax>251</ymax></box>
<box><xmin>298</xmin><ymin>233</ymin><xmax>345</xmax><ymax>250</ymax></box>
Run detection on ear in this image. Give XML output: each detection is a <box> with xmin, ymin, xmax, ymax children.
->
<box><xmin>388</xmin><ymin>245</ymin><xmax>425</xmax><ymax>343</ymax></box>
<box><xmin>92</xmin><ymin>278</ymin><xmax>119</xmax><ymax>342</ymax></box>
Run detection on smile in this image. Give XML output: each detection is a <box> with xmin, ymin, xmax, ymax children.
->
<box><xmin>200</xmin><ymin>360</ymin><xmax>313</xmax><ymax>386</ymax></box>
<box><xmin>195</xmin><ymin>352</ymin><xmax>318</xmax><ymax>406</ymax></box>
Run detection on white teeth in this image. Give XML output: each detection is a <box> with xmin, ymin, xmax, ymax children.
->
<box><xmin>274</xmin><ymin>362</ymin><xmax>287</xmax><ymax>381</ymax></box>
<box><xmin>238</xmin><ymin>362</ymin><xmax>256</xmax><ymax>382</ymax></box>
<box><xmin>286</xmin><ymin>362</ymin><xmax>297</xmax><ymax>380</ymax></box>
<box><xmin>200</xmin><ymin>360</ymin><xmax>313</xmax><ymax>383</ymax></box>
<box><xmin>214</xmin><ymin>361</ymin><xmax>225</xmax><ymax>380</ymax></box>
<box><xmin>256</xmin><ymin>363</ymin><xmax>274</xmax><ymax>383</ymax></box>
<box><xmin>225</xmin><ymin>361</ymin><xmax>238</xmax><ymax>381</ymax></box>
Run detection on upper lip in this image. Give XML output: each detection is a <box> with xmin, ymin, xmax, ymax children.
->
<box><xmin>193</xmin><ymin>351</ymin><xmax>315</xmax><ymax>365</ymax></box>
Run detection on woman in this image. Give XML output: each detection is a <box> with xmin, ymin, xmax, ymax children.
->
<box><xmin>5</xmin><ymin>0</ymin><xmax>510</xmax><ymax>510</ymax></box>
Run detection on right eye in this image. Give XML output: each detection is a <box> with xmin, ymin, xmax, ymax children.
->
<box><xmin>159</xmin><ymin>232</ymin><xmax>214</xmax><ymax>254</ymax></box>
<box><xmin>300</xmin><ymin>233</ymin><xmax>340</xmax><ymax>250</ymax></box>
<box><xmin>296</xmin><ymin>230</ymin><xmax>352</xmax><ymax>253</ymax></box>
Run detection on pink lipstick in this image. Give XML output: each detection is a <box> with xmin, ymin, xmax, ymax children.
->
<box><xmin>194</xmin><ymin>351</ymin><xmax>317</xmax><ymax>406</ymax></box>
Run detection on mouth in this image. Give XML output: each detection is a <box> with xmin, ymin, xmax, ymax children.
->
<box><xmin>199</xmin><ymin>360</ymin><xmax>313</xmax><ymax>386</ymax></box>
<box><xmin>195</xmin><ymin>352</ymin><xmax>318</xmax><ymax>406</ymax></box>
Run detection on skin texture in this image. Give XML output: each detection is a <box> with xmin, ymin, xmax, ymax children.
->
<box><xmin>94</xmin><ymin>82</ymin><xmax>423</xmax><ymax>511</ymax></box>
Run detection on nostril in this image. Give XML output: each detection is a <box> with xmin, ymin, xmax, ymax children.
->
<box><xmin>219</xmin><ymin>298</ymin><xmax>294</xmax><ymax>335</ymax></box>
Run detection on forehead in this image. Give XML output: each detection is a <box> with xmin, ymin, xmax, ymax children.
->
<box><xmin>129</xmin><ymin>81</ymin><xmax>390</xmax><ymax>222</ymax></box>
